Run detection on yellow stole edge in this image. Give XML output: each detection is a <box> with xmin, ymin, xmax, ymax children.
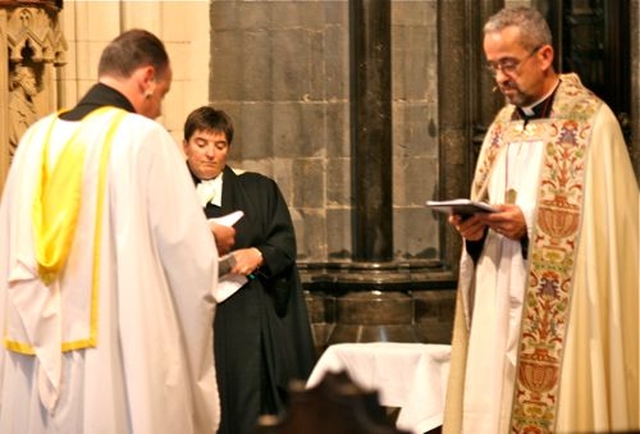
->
<box><xmin>4</xmin><ymin>107</ymin><xmax>127</xmax><ymax>354</ymax></box>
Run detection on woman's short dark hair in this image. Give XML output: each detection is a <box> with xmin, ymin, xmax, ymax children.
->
<box><xmin>184</xmin><ymin>106</ymin><xmax>235</xmax><ymax>145</ymax></box>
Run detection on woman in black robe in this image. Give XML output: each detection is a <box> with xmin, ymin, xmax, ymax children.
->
<box><xmin>182</xmin><ymin>106</ymin><xmax>316</xmax><ymax>434</ymax></box>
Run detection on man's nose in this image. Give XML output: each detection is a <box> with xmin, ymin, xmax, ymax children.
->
<box><xmin>494</xmin><ymin>68</ymin><xmax>509</xmax><ymax>82</ymax></box>
<box><xmin>494</xmin><ymin>65</ymin><xmax>516</xmax><ymax>84</ymax></box>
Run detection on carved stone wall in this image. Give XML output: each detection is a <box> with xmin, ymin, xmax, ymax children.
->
<box><xmin>0</xmin><ymin>0</ymin><xmax>66</xmax><ymax>191</ymax></box>
<box><xmin>0</xmin><ymin>1</ymin><xmax>212</xmax><ymax>191</ymax></box>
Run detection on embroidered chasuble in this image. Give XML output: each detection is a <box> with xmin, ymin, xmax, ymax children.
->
<box><xmin>443</xmin><ymin>73</ymin><xmax>639</xmax><ymax>433</ymax></box>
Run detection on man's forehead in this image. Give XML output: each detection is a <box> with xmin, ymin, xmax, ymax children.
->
<box><xmin>485</xmin><ymin>26</ymin><xmax>523</xmax><ymax>43</ymax></box>
<box><xmin>484</xmin><ymin>29</ymin><xmax>527</xmax><ymax>56</ymax></box>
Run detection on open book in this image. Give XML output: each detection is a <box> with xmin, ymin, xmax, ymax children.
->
<box><xmin>426</xmin><ymin>199</ymin><xmax>498</xmax><ymax>217</ymax></box>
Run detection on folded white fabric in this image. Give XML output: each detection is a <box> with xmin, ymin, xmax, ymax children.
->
<box><xmin>196</xmin><ymin>177</ymin><xmax>223</xmax><ymax>207</ymax></box>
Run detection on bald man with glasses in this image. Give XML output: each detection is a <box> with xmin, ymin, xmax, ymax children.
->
<box><xmin>443</xmin><ymin>6</ymin><xmax>638</xmax><ymax>434</ymax></box>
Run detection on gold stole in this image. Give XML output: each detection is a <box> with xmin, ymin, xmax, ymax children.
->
<box><xmin>471</xmin><ymin>74</ymin><xmax>601</xmax><ymax>433</ymax></box>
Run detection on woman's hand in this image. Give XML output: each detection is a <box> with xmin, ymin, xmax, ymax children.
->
<box><xmin>231</xmin><ymin>247</ymin><xmax>264</xmax><ymax>277</ymax></box>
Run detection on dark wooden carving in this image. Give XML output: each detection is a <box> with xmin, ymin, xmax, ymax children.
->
<box><xmin>539</xmin><ymin>0</ymin><xmax>631</xmax><ymax>144</ymax></box>
<box><xmin>254</xmin><ymin>371</ymin><xmax>410</xmax><ymax>434</ymax></box>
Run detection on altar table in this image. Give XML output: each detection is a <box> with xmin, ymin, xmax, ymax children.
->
<box><xmin>307</xmin><ymin>342</ymin><xmax>451</xmax><ymax>434</ymax></box>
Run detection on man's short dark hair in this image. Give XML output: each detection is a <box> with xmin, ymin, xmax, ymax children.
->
<box><xmin>98</xmin><ymin>29</ymin><xmax>169</xmax><ymax>79</ymax></box>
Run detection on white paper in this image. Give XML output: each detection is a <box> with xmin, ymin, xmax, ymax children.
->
<box><xmin>214</xmin><ymin>273</ymin><xmax>247</xmax><ymax>303</ymax></box>
<box><xmin>208</xmin><ymin>210</ymin><xmax>244</xmax><ymax>227</ymax></box>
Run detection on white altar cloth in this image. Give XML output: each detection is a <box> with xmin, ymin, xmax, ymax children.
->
<box><xmin>307</xmin><ymin>342</ymin><xmax>451</xmax><ymax>434</ymax></box>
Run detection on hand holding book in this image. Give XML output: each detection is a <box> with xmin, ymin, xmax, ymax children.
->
<box><xmin>425</xmin><ymin>199</ymin><xmax>498</xmax><ymax>218</ymax></box>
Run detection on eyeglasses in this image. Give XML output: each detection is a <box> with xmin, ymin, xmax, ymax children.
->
<box><xmin>485</xmin><ymin>46</ymin><xmax>542</xmax><ymax>77</ymax></box>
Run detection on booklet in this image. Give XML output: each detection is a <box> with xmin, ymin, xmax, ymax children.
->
<box><xmin>215</xmin><ymin>273</ymin><xmax>248</xmax><ymax>303</ymax></box>
<box><xmin>218</xmin><ymin>253</ymin><xmax>237</xmax><ymax>277</ymax></box>
<box><xmin>208</xmin><ymin>210</ymin><xmax>247</xmax><ymax>302</ymax></box>
<box><xmin>215</xmin><ymin>253</ymin><xmax>249</xmax><ymax>303</ymax></box>
<box><xmin>425</xmin><ymin>199</ymin><xmax>498</xmax><ymax>217</ymax></box>
<box><xmin>208</xmin><ymin>210</ymin><xmax>244</xmax><ymax>227</ymax></box>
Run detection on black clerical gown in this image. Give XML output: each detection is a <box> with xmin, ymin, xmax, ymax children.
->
<box><xmin>194</xmin><ymin>166</ymin><xmax>315</xmax><ymax>434</ymax></box>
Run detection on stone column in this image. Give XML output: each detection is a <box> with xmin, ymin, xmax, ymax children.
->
<box><xmin>437</xmin><ymin>0</ymin><xmax>503</xmax><ymax>272</ymax></box>
<box><xmin>632</xmin><ymin>0</ymin><xmax>640</xmax><ymax>181</ymax></box>
<box><xmin>0</xmin><ymin>0</ymin><xmax>66</xmax><ymax>190</ymax></box>
<box><xmin>324</xmin><ymin>0</ymin><xmax>420</xmax><ymax>346</ymax></box>
<box><xmin>350</xmin><ymin>0</ymin><xmax>393</xmax><ymax>262</ymax></box>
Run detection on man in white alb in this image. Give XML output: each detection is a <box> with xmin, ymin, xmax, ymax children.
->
<box><xmin>0</xmin><ymin>29</ymin><xmax>229</xmax><ymax>434</ymax></box>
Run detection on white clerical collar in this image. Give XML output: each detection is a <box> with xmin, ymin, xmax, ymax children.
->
<box><xmin>520</xmin><ymin>77</ymin><xmax>560</xmax><ymax>116</ymax></box>
<box><xmin>195</xmin><ymin>173</ymin><xmax>223</xmax><ymax>208</ymax></box>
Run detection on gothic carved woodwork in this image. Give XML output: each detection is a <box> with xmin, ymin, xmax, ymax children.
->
<box><xmin>0</xmin><ymin>0</ymin><xmax>66</xmax><ymax>188</ymax></box>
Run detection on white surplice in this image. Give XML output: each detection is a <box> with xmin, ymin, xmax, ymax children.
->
<box><xmin>0</xmin><ymin>108</ymin><xmax>221</xmax><ymax>434</ymax></box>
<box><xmin>461</xmin><ymin>137</ymin><xmax>545</xmax><ymax>433</ymax></box>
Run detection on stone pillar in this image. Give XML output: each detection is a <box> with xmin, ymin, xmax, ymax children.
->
<box><xmin>350</xmin><ymin>0</ymin><xmax>393</xmax><ymax>262</ymax></box>
<box><xmin>436</xmin><ymin>0</ymin><xmax>469</xmax><ymax>274</ymax></box>
<box><xmin>437</xmin><ymin>0</ymin><xmax>503</xmax><ymax>272</ymax></box>
<box><xmin>0</xmin><ymin>0</ymin><xmax>66</xmax><ymax>190</ymax></box>
<box><xmin>632</xmin><ymin>0</ymin><xmax>640</xmax><ymax>181</ymax></box>
<box><xmin>322</xmin><ymin>0</ymin><xmax>419</xmax><ymax>346</ymax></box>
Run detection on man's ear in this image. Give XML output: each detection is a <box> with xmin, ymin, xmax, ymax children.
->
<box><xmin>136</xmin><ymin>65</ymin><xmax>156</xmax><ymax>96</ymax></box>
<box><xmin>539</xmin><ymin>44</ymin><xmax>555</xmax><ymax>69</ymax></box>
